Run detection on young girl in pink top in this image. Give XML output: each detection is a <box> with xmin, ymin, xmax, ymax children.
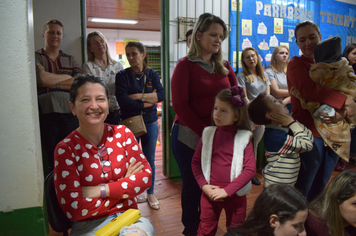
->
<box><xmin>192</xmin><ymin>86</ymin><xmax>256</xmax><ymax>236</ymax></box>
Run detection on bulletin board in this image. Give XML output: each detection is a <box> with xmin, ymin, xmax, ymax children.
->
<box><xmin>229</xmin><ymin>0</ymin><xmax>356</xmax><ymax>71</ymax></box>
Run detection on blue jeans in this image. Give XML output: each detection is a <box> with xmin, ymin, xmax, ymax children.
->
<box><xmin>351</xmin><ymin>128</ymin><xmax>356</xmax><ymax>157</ymax></box>
<box><xmin>136</xmin><ymin>121</ymin><xmax>159</xmax><ymax>194</ymax></box>
<box><xmin>295</xmin><ymin>136</ymin><xmax>339</xmax><ymax>202</ymax></box>
<box><xmin>171</xmin><ymin>121</ymin><xmax>201</xmax><ymax>235</ymax></box>
<box><xmin>71</xmin><ymin>213</ymin><xmax>154</xmax><ymax>236</ymax></box>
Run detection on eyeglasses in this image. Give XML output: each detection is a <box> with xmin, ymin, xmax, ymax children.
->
<box><xmin>96</xmin><ymin>145</ymin><xmax>112</xmax><ymax>176</ymax></box>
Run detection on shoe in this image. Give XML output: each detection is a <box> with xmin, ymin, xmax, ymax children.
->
<box><xmin>147</xmin><ymin>194</ymin><xmax>160</xmax><ymax>210</ymax></box>
<box><xmin>252</xmin><ymin>176</ymin><xmax>261</xmax><ymax>185</ymax></box>
<box><xmin>334</xmin><ymin>161</ymin><xmax>349</xmax><ymax>172</ymax></box>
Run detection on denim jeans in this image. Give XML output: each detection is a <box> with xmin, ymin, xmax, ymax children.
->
<box><xmin>295</xmin><ymin>136</ymin><xmax>339</xmax><ymax>202</ymax></box>
<box><xmin>71</xmin><ymin>213</ymin><xmax>154</xmax><ymax>236</ymax></box>
<box><xmin>350</xmin><ymin>128</ymin><xmax>356</xmax><ymax>157</ymax></box>
<box><xmin>171</xmin><ymin>121</ymin><xmax>201</xmax><ymax>235</ymax></box>
<box><xmin>136</xmin><ymin>121</ymin><xmax>159</xmax><ymax>194</ymax></box>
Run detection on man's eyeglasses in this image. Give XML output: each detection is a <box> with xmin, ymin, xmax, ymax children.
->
<box><xmin>96</xmin><ymin>145</ymin><xmax>112</xmax><ymax>176</ymax></box>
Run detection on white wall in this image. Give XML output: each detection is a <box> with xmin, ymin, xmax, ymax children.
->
<box><xmin>87</xmin><ymin>28</ymin><xmax>161</xmax><ymax>46</ymax></box>
<box><xmin>33</xmin><ymin>0</ymin><xmax>83</xmax><ymax>65</ymax></box>
<box><xmin>168</xmin><ymin>0</ymin><xmax>230</xmax><ymax>79</ymax></box>
<box><xmin>0</xmin><ymin>0</ymin><xmax>43</xmax><ymax>211</ymax></box>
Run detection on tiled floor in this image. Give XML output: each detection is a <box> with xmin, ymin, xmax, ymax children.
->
<box><xmin>49</xmin><ymin>143</ymin><xmax>356</xmax><ymax>236</ymax></box>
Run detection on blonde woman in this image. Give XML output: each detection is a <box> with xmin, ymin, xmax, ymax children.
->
<box><xmin>171</xmin><ymin>13</ymin><xmax>238</xmax><ymax>235</ymax></box>
<box><xmin>237</xmin><ymin>47</ymin><xmax>270</xmax><ymax>103</ymax></box>
<box><xmin>83</xmin><ymin>31</ymin><xmax>124</xmax><ymax>124</ymax></box>
<box><xmin>237</xmin><ymin>47</ymin><xmax>270</xmax><ymax>186</ymax></box>
<box><xmin>265</xmin><ymin>46</ymin><xmax>291</xmax><ymax>113</ymax></box>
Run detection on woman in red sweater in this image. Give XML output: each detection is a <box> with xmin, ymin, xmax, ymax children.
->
<box><xmin>171</xmin><ymin>13</ymin><xmax>238</xmax><ymax>236</ymax></box>
<box><xmin>54</xmin><ymin>74</ymin><xmax>154</xmax><ymax>236</ymax></box>
<box><xmin>287</xmin><ymin>21</ymin><xmax>356</xmax><ymax>202</ymax></box>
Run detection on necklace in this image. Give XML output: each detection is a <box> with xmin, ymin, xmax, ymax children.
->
<box><xmin>131</xmin><ymin>70</ymin><xmax>144</xmax><ymax>80</ymax></box>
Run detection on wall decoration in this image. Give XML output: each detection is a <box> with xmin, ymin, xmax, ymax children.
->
<box><xmin>241</xmin><ymin>19</ymin><xmax>252</xmax><ymax>36</ymax></box>
<box><xmin>257</xmin><ymin>22</ymin><xmax>268</xmax><ymax>34</ymax></box>
<box><xmin>178</xmin><ymin>17</ymin><xmax>195</xmax><ymax>42</ymax></box>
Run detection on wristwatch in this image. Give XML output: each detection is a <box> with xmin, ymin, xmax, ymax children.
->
<box><xmin>142</xmin><ymin>94</ymin><xmax>146</xmax><ymax>102</ymax></box>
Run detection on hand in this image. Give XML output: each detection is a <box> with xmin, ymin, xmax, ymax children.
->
<box><xmin>210</xmin><ymin>188</ymin><xmax>228</xmax><ymax>201</ymax></box>
<box><xmin>318</xmin><ymin>111</ymin><xmax>344</xmax><ymax>124</ymax></box>
<box><xmin>125</xmin><ymin>159</ymin><xmax>144</xmax><ymax>178</ymax></box>
<box><xmin>128</xmin><ymin>93</ymin><xmax>141</xmax><ymax>101</ymax></box>
<box><xmin>344</xmin><ymin>97</ymin><xmax>356</xmax><ymax>118</ymax></box>
<box><xmin>143</xmin><ymin>102</ymin><xmax>154</xmax><ymax>108</ymax></box>
<box><xmin>270</xmin><ymin>113</ymin><xmax>294</xmax><ymax>127</ymax></box>
<box><xmin>202</xmin><ymin>185</ymin><xmax>224</xmax><ymax>202</ymax></box>
<box><xmin>253</xmin><ymin>123</ymin><xmax>262</xmax><ymax>130</ymax></box>
<box><xmin>37</xmin><ymin>63</ymin><xmax>45</xmax><ymax>73</ymax></box>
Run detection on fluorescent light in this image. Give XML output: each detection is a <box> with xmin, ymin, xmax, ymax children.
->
<box><xmin>88</xmin><ymin>17</ymin><xmax>138</xmax><ymax>24</ymax></box>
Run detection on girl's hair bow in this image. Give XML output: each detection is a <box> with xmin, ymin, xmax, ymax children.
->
<box><xmin>230</xmin><ymin>86</ymin><xmax>247</xmax><ymax>107</ymax></box>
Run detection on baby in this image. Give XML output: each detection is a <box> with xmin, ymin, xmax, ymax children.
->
<box><xmin>290</xmin><ymin>36</ymin><xmax>356</xmax><ymax>162</ymax></box>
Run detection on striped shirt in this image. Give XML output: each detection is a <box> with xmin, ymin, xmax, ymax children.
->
<box><xmin>36</xmin><ymin>49</ymin><xmax>81</xmax><ymax>114</ymax></box>
<box><xmin>263</xmin><ymin>121</ymin><xmax>314</xmax><ymax>187</ymax></box>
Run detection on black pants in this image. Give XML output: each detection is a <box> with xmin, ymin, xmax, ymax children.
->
<box><xmin>39</xmin><ymin>112</ymin><xmax>78</xmax><ymax>175</ymax></box>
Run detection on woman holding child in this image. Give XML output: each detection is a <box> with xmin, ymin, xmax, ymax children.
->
<box><xmin>287</xmin><ymin>20</ymin><xmax>356</xmax><ymax>202</ymax></box>
<box><xmin>171</xmin><ymin>13</ymin><xmax>238</xmax><ymax>236</ymax></box>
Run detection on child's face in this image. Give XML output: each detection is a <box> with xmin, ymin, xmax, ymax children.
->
<box><xmin>213</xmin><ymin>98</ymin><xmax>238</xmax><ymax>127</ymax></box>
<box><xmin>264</xmin><ymin>95</ymin><xmax>289</xmax><ymax>116</ymax></box>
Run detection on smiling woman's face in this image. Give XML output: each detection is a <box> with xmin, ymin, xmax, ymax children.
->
<box><xmin>295</xmin><ymin>25</ymin><xmax>322</xmax><ymax>59</ymax></box>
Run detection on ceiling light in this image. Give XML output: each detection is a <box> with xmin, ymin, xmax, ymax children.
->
<box><xmin>88</xmin><ymin>17</ymin><xmax>138</xmax><ymax>24</ymax></box>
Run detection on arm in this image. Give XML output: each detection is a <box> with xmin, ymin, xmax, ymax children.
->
<box><xmin>54</xmin><ymin>143</ymin><xmax>118</xmax><ymax>222</ymax></box>
<box><xmin>115</xmin><ymin>71</ymin><xmax>145</xmax><ymax>112</ymax></box>
<box><xmin>171</xmin><ymin>60</ymin><xmax>207</xmax><ymax>135</ymax></box>
<box><xmin>191</xmin><ymin>139</ymin><xmax>209</xmax><ymax>188</ymax></box>
<box><xmin>265</xmin><ymin>85</ymin><xmax>270</xmax><ymax>95</ymax></box>
<box><xmin>287</xmin><ymin>57</ymin><xmax>346</xmax><ymax>110</ymax></box>
<box><xmin>36</xmin><ymin>54</ymin><xmax>81</xmax><ymax>89</ymax></box>
<box><xmin>37</xmin><ymin>63</ymin><xmax>72</xmax><ymax>87</ymax></box>
<box><xmin>191</xmin><ymin>139</ymin><xmax>221</xmax><ymax>201</ymax></box>
<box><xmin>270</xmin><ymin>79</ymin><xmax>290</xmax><ymax>98</ymax></box>
<box><xmin>128</xmin><ymin>70</ymin><xmax>165</xmax><ymax>104</ymax></box>
<box><xmin>265</xmin><ymin>119</ymin><xmax>314</xmax><ymax>155</ymax></box>
<box><xmin>226</xmin><ymin>62</ymin><xmax>238</xmax><ymax>87</ymax></box>
<box><xmin>106</xmin><ymin>128</ymin><xmax>152</xmax><ymax>199</ymax></box>
<box><xmin>224</xmin><ymin>141</ymin><xmax>256</xmax><ymax>197</ymax></box>
<box><xmin>283</xmin><ymin>96</ymin><xmax>291</xmax><ymax>105</ymax></box>
<box><xmin>54</xmin><ymin>129</ymin><xmax>152</xmax><ymax>222</ymax></box>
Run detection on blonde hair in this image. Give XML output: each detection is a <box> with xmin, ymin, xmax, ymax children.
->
<box><xmin>86</xmin><ymin>31</ymin><xmax>116</xmax><ymax>64</ymax></box>
<box><xmin>241</xmin><ymin>47</ymin><xmax>267</xmax><ymax>83</ymax></box>
<box><xmin>268</xmin><ymin>45</ymin><xmax>289</xmax><ymax>73</ymax></box>
<box><xmin>309</xmin><ymin>170</ymin><xmax>356</xmax><ymax>236</ymax></box>
<box><xmin>187</xmin><ymin>13</ymin><xmax>229</xmax><ymax>76</ymax></box>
